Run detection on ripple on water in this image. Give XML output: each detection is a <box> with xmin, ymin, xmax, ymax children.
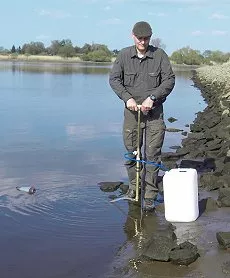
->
<box><xmin>0</xmin><ymin>182</ymin><xmax>124</xmax><ymax>244</ymax></box>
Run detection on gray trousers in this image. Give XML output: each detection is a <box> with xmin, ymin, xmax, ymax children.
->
<box><xmin>123</xmin><ymin>105</ymin><xmax>166</xmax><ymax>200</ymax></box>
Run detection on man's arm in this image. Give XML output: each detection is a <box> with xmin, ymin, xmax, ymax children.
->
<box><xmin>109</xmin><ymin>54</ymin><xmax>133</xmax><ymax>103</ymax></box>
<box><xmin>149</xmin><ymin>50</ymin><xmax>175</xmax><ymax>100</ymax></box>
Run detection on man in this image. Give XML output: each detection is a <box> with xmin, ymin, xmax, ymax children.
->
<box><xmin>109</xmin><ymin>21</ymin><xmax>175</xmax><ymax>211</ymax></box>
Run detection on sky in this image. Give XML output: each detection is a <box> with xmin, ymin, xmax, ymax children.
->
<box><xmin>0</xmin><ymin>0</ymin><xmax>229</xmax><ymax>55</ymax></box>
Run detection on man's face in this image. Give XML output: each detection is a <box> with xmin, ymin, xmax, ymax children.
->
<box><xmin>132</xmin><ymin>34</ymin><xmax>151</xmax><ymax>53</ymax></box>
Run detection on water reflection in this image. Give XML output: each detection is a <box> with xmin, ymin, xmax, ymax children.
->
<box><xmin>104</xmin><ymin>202</ymin><xmax>194</xmax><ymax>278</ymax></box>
<box><xmin>0</xmin><ymin>62</ymin><xmax>207</xmax><ymax>278</ymax></box>
<box><xmin>0</xmin><ymin>61</ymin><xmax>111</xmax><ymax>74</ymax></box>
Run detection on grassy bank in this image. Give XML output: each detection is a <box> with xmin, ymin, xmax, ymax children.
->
<box><xmin>196</xmin><ymin>61</ymin><xmax>230</xmax><ymax>115</ymax></box>
<box><xmin>0</xmin><ymin>54</ymin><xmax>82</xmax><ymax>63</ymax></box>
<box><xmin>0</xmin><ymin>54</ymin><xmax>201</xmax><ymax>69</ymax></box>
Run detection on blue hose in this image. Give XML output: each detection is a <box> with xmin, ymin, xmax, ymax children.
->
<box><xmin>124</xmin><ymin>152</ymin><xmax>169</xmax><ymax>172</ymax></box>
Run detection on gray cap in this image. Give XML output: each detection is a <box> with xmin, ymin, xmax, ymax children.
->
<box><xmin>132</xmin><ymin>21</ymin><xmax>152</xmax><ymax>37</ymax></box>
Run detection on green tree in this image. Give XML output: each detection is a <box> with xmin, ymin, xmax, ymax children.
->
<box><xmin>207</xmin><ymin>50</ymin><xmax>230</xmax><ymax>64</ymax></box>
<box><xmin>74</xmin><ymin>45</ymin><xmax>81</xmax><ymax>54</ymax></box>
<box><xmin>47</xmin><ymin>40</ymin><xmax>62</xmax><ymax>55</ymax></box>
<box><xmin>170</xmin><ymin>47</ymin><xmax>204</xmax><ymax>65</ymax></box>
<box><xmin>81</xmin><ymin>43</ymin><xmax>92</xmax><ymax>54</ymax></box>
<box><xmin>58</xmin><ymin>44</ymin><xmax>75</xmax><ymax>58</ymax></box>
<box><xmin>82</xmin><ymin>49</ymin><xmax>112</xmax><ymax>62</ymax></box>
<box><xmin>21</xmin><ymin>42</ymin><xmax>45</xmax><ymax>55</ymax></box>
<box><xmin>11</xmin><ymin>45</ymin><xmax>16</xmax><ymax>53</ymax></box>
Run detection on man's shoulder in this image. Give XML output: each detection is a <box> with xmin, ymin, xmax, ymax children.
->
<box><xmin>118</xmin><ymin>46</ymin><xmax>135</xmax><ymax>56</ymax></box>
<box><xmin>148</xmin><ymin>45</ymin><xmax>167</xmax><ymax>56</ymax></box>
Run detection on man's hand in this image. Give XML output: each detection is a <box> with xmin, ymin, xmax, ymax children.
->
<box><xmin>141</xmin><ymin>97</ymin><xmax>154</xmax><ymax>113</ymax></box>
<box><xmin>126</xmin><ymin>98</ymin><xmax>138</xmax><ymax>111</ymax></box>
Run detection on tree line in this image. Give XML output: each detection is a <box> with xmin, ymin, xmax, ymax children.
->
<box><xmin>0</xmin><ymin>39</ymin><xmax>115</xmax><ymax>62</ymax></box>
<box><xmin>0</xmin><ymin>39</ymin><xmax>229</xmax><ymax>65</ymax></box>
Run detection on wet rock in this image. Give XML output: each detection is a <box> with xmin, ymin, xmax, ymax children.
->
<box><xmin>204</xmin><ymin>197</ymin><xmax>218</xmax><ymax>211</ymax></box>
<box><xmin>181</xmin><ymin>131</ymin><xmax>188</xmax><ymax>136</ymax></box>
<box><xmin>166</xmin><ymin>128</ymin><xmax>184</xmax><ymax>132</ymax></box>
<box><xmin>204</xmin><ymin>138</ymin><xmax>223</xmax><ymax>151</ymax></box>
<box><xmin>98</xmin><ymin>181</ymin><xmax>123</xmax><ymax>192</ymax></box>
<box><xmin>215</xmin><ymin>174</ymin><xmax>230</xmax><ymax>188</ymax></box>
<box><xmin>222</xmin><ymin>261</ymin><xmax>230</xmax><ymax>274</ymax></box>
<box><xmin>161</xmin><ymin>152</ymin><xmax>184</xmax><ymax>161</ymax></box>
<box><xmin>216</xmin><ymin>232</ymin><xmax>230</xmax><ymax>249</ymax></box>
<box><xmin>178</xmin><ymin>158</ymin><xmax>215</xmax><ymax>173</ymax></box>
<box><xmin>167</xmin><ymin>117</ymin><xmax>178</xmax><ymax>123</ymax></box>
<box><xmin>217</xmin><ymin>188</ymin><xmax>230</xmax><ymax>207</ymax></box>
<box><xmin>199</xmin><ymin>197</ymin><xmax>218</xmax><ymax>214</ymax></box>
<box><xmin>141</xmin><ymin>229</ymin><xmax>177</xmax><ymax>262</ymax></box>
<box><xmin>199</xmin><ymin>173</ymin><xmax>219</xmax><ymax>190</ymax></box>
<box><xmin>169</xmin><ymin>241</ymin><xmax>199</xmax><ymax>266</ymax></box>
<box><xmin>175</xmin><ymin>147</ymin><xmax>190</xmax><ymax>157</ymax></box>
<box><xmin>119</xmin><ymin>183</ymin><xmax>129</xmax><ymax>194</ymax></box>
<box><xmin>190</xmin><ymin>123</ymin><xmax>203</xmax><ymax>132</ymax></box>
<box><xmin>162</xmin><ymin>149</ymin><xmax>191</xmax><ymax>162</ymax></box>
<box><xmin>187</xmin><ymin>132</ymin><xmax>206</xmax><ymax>141</ymax></box>
<box><xmin>108</xmin><ymin>194</ymin><xmax>117</xmax><ymax>200</ymax></box>
<box><xmin>169</xmin><ymin>145</ymin><xmax>181</xmax><ymax>150</ymax></box>
<box><xmin>161</xmin><ymin>160</ymin><xmax>177</xmax><ymax>172</ymax></box>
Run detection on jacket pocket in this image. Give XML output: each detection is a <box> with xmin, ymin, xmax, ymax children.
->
<box><xmin>124</xmin><ymin>72</ymin><xmax>136</xmax><ymax>87</ymax></box>
<box><xmin>147</xmin><ymin>72</ymin><xmax>160</xmax><ymax>88</ymax></box>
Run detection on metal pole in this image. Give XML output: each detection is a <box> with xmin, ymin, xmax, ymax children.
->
<box><xmin>135</xmin><ymin>105</ymin><xmax>141</xmax><ymax>202</ymax></box>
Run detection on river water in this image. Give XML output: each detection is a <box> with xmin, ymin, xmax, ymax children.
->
<box><xmin>0</xmin><ymin>62</ymin><xmax>209</xmax><ymax>278</ymax></box>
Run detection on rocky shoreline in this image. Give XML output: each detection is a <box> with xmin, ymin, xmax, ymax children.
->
<box><xmin>99</xmin><ymin>63</ymin><xmax>230</xmax><ymax>274</ymax></box>
<box><xmin>164</xmin><ymin>62</ymin><xmax>230</xmax><ymax>206</ymax></box>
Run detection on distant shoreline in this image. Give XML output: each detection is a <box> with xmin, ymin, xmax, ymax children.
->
<box><xmin>0</xmin><ymin>54</ymin><xmax>201</xmax><ymax>69</ymax></box>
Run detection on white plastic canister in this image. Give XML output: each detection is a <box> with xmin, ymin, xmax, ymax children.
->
<box><xmin>163</xmin><ymin>168</ymin><xmax>199</xmax><ymax>222</ymax></box>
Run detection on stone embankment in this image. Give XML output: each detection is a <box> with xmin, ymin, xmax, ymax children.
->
<box><xmin>171</xmin><ymin>61</ymin><xmax>230</xmax><ymax>205</ymax></box>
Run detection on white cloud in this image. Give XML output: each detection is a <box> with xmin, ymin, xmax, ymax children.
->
<box><xmin>38</xmin><ymin>9</ymin><xmax>71</xmax><ymax>19</ymax></box>
<box><xmin>148</xmin><ymin>12</ymin><xmax>167</xmax><ymax>16</ymax></box>
<box><xmin>211</xmin><ymin>30</ymin><xmax>228</xmax><ymax>36</ymax></box>
<box><xmin>210</xmin><ymin>13</ymin><xmax>229</xmax><ymax>19</ymax></box>
<box><xmin>103</xmin><ymin>5</ymin><xmax>111</xmax><ymax>10</ymax></box>
<box><xmin>191</xmin><ymin>30</ymin><xmax>204</xmax><ymax>36</ymax></box>
<box><xmin>100</xmin><ymin>18</ymin><xmax>122</xmax><ymax>25</ymax></box>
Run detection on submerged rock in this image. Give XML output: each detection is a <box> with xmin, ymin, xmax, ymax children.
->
<box><xmin>166</xmin><ymin>128</ymin><xmax>184</xmax><ymax>132</ymax></box>
<box><xmin>169</xmin><ymin>145</ymin><xmax>181</xmax><ymax>150</ymax></box>
<box><xmin>98</xmin><ymin>181</ymin><xmax>123</xmax><ymax>192</ymax></box>
<box><xmin>167</xmin><ymin>117</ymin><xmax>178</xmax><ymax>123</ymax></box>
<box><xmin>119</xmin><ymin>183</ymin><xmax>129</xmax><ymax>194</ymax></box>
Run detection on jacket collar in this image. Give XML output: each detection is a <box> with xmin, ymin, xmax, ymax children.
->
<box><xmin>130</xmin><ymin>45</ymin><xmax>155</xmax><ymax>59</ymax></box>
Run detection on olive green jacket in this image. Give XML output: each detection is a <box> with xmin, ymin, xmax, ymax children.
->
<box><xmin>109</xmin><ymin>45</ymin><xmax>175</xmax><ymax>105</ymax></box>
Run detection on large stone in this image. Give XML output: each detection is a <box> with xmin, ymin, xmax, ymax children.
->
<box><xmin>199</xmin><ymin>173</ymin><xmax>220</xmax><ymax>190</ymax></box>
<box><xmin>216</xmin><ymin>232</ymin><xmax>230</xmax><ymax>249</ymax></box>
<box><xmin>217</xmin><ymin>188</ymin><xmax>230</xmax><ymax>207</ymax></box>
<box><xmin>141</xmin><ymin>230</ymin><xmax>177</xmax><ymax>262</ymax></box>
<box><xmin>169</xmin><ymin>241</ymin><xmax>199</xmax><ymax>266</ymax></box>
<box><xmin>98</xmin><ymin>181</ymin><xmax>123</xmax><ymax>192</ymax></box>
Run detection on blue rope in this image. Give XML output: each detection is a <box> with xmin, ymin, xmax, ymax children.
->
<box><xmin>124</xmin><ymin>152</ymin><xmax>169</xmax><ymax>172</ymax></box>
